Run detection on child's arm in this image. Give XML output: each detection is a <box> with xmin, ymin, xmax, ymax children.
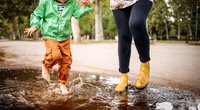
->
<box><xmin>30</xmin><ymin>0</ymin><xmax>45</xmax><ymax>29</ymax></box>
<box><xmin>25</xmin><ymin>0</ymin><xmax>45</xmax><ymax>36</ymax></box>
<box><xmin>72</xmin><ymin>0</ymin><xmax>94</xmax><ymax>19</ymax></box>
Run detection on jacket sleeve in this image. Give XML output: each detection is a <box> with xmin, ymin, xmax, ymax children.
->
<box><xmin>30</xmin><ymin>0</ymin><xmax>46</xmax><ymax>28</ymax></box>
<box><xmin>72</xmin><ymin>0</ymin><xmax>94</xmax><ymax>19</ymax></box>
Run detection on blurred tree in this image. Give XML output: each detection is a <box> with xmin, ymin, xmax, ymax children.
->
<box><xmin>2</xmin><ymin>0</ymin><xmax>198</xmax><ymax>41</ymax></box>
<box><xmin>79</xmin><ymin>9</ymin><xmax>95</xmax><ymax>39</ymax></box>
<box><xmin>95</xmin><ymin>0</ymin><xmax>104</xmax><ymax>41</ymax></box>
<box><xmin>79</xmin><ymin>0</ymin><xmax>117</xmax><ymax>40</ymax></box>
<box><xmin>168</xmin><ymin>0</ymin><xmax>199</xmax><ymax>40</ymax></box>
<box><xmin>101</xmin><ymin>0</ymin><xmax>117</xmax><ymax>40</ymax></box>
<box><xmin>71</xmin><ymin>17</ymin><xmax>81</xmax><ymax>43</ymax></box>
<box><xmin>148</xmin><ymin>0</ymin><xmax>170</xmax><ymax>40</ymax></box>
<box><xmin>0</xmin><ymin>0</ymin><xmax>38</xmax><ymax>39</ymax></box>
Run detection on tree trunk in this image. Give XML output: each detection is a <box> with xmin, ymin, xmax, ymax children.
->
<box><xmin>164</xmin><ymin>20</ymin><xmax>169</xmax><ymax>40</ymax></box>
<box><xmin>71</xmin><ymin>17</ymin><xmax>81</xmax><ymax>44</ymax></box>
<box><xmin>177</xmin><ymin>12</ymin><xmax>181</xmax><ymax>40</ymax></box>
<box><xmin>11</xmin><ymin>18</ymin><xmax>17</xmax><ymax>40</ymax></box>
<box><xmin>186</xmin><ymin>25</ymin><xmax>193</xmax><ymax>43</ymax></box>
<box><xmin>17</xmin><ymin>28</ymin><xmax>20</xmax><ymax>40</ymax></box>
<box><xmin>189</xmin><ymin>25</ymin><xmax>192</xmax><ymax>39</ymax></box>
<box><xmin>95</xmin><ymin>0</ymin><xmax>104</xmax><ymax>42</ymax></box>
<box><xmin>17</xmin><ymin>17</ymin><xmax>23</xmax><ymax>40</ymax></box>
<box><xmin>17</xmin><ymin>22</ymin><xmax>21</xmax><ymax>40</ymax></box>
<box><xmin>177</xmin><ymin>20</ymin><xmax>181</xmax><ymax>40</ymax></box>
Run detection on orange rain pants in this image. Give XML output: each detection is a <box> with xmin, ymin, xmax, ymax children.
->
<box><xmin>43</xmin><ymin>39</ymin><xmax>72</xmax><ymax>84</ymax></box>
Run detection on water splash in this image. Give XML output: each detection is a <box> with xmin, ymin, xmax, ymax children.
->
<box><xmin>0</xmin><ymin>68</ymin><xmax>200</xmax><ymax>110</ymax></box>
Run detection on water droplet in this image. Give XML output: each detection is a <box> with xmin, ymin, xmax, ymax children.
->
<box><xmin>156</xmin><ymin>102</ymin><xmax>173</xmax><ymax>110</ymax></box>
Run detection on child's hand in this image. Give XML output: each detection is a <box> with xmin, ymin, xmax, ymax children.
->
<box><xmin>24</xmin><ymin>27</ymin><xmax>38</xmax><ymax>37</ymax></box>
<box><xmin>81</xmin><ymin>0</ymin><xmax>90</xmax><ymax>6</ymax></box>
<box><xmin>79</xmin><ymin>0</ymin><xmax>93</xmax><ymax>6</ymax></box>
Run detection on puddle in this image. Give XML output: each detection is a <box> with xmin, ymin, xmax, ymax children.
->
<box><xmin>0</xmin><ymin>68</ymin><xmax>200</xmax><ymax>110</ymax></box>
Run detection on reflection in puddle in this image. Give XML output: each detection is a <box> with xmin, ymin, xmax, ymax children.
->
<box><xmin>0</xmin><ymin>68</ymin><xmax>200</xmax><ymax>110</ymax></box>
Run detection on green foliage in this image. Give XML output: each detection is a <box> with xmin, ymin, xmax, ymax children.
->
<box><xmin>147</xmin><ymin>0</ymin><xmax>200</xmax><ymax>40</ymax></box>
<box><xmin>79</xmin><ymin>0</ymin><xmax>117</xmax><ymax>40</ymax></box>
<box><xmin>101</xmin><ymin>0</ymin><xmax>117</xmax><ymax>39</ymax></box>
<box><xmin>148</xmin><ymin>0</ymin><xmax>169</xmax><ymax>39</ymax></box>
<box><xmin>0</xmin><ymin>51</ymin><xmax>5</xmax><ymax>56</ymax></box>
<box><xmin>79</xmin><ymin>9</ymin><xmax>95</xmax><ymax>39</ymax></box>
<box><xmin>0</xmin><ymin>0</ymin><xmax>39</xmax><ymax>39</ymax></box>
<box><xmin>168</xmin><ymin>0</ymin><xmax>200</xmax><ymax>39</ymax></box>
<box><xmin>0</xmin><ymin>0</ymin><xmax>199</xmax><ymax>40</ymax></box>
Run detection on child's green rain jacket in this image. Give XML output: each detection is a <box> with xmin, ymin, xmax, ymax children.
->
<box><xmin>30</xmin><ymin>0</ymin><xmax>93</xmax><ymax>41</ymax></box>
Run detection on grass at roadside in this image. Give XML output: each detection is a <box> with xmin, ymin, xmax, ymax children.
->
<box><xmin>4</xmin><ymin>38</ymin><xmax>199</xmax><ymax>45</ymax></box>
<box><xmin>0</xmin><ymin>51</ymin><xmax>5</xmax><ymax>56</ymax></box>
<box><xmin>187</xmin><ymin>41</ymin><xmax>200</xmax><ymax>45</ymax></box>
<box><xmin>75</xmin><ymin>39</ymin><xmax>117</xmax><ymax>44</ymax></box>
<box><xmin>78</xmin><ymin>39</ymin><xmax>187</xmax><ymax>44</ymax></box>
<box><xmin>0</xmin><ymin>51</ymin><xmax>5</xmax><ymax>61</ymax></box>
<box><xmin>152</xmin><ymin>40</ymin><xmax>185</xmax><ymax>44</ymax></box>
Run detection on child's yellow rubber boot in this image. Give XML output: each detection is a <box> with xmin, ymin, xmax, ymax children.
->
<box><xmin>135</xmin><ymin>62</ymin><xmax>150</xmax><ymax>90</ymax></box>
<box><xmin>115</xmin><ymin>74</ymin><xmax>128</xmax><ymax>92</ymax></box>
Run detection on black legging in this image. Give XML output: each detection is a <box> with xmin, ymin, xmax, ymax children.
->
<box><xmin>112</xmin><ymin>0</ymin><xmax>152</xmax><ymax>73</ymax></box>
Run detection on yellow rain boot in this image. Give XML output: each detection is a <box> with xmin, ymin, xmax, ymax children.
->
<box><xmin>135</xmin><ymin>62</ymin><xmax>150</xmax><ymax>90</ymax></box>
<box><xmin>115</xmin><ymin>74</ymin><xmax>128</xmax><ymax>92</ymax></box>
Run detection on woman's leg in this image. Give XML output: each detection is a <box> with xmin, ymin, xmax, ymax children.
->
<box><xmin>129</xmin><ymin>0</ymin><xmax>152</xmax><ymax>89</ymax></box>
<box><xmin>112</xmin><ymin>6</ymin><xmax>132</xmax><ymax>92</ymax></box>
<box><xmin>113</xmin><ymin>6</ymin><xmax>132</xmax><ymax>73</ymax></box>
<box><xmin>129</xmin><ymin>0</ymin><xmax>152</xmax><ymax>62</ymax></box>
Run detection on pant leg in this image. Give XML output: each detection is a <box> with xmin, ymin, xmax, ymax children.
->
<box><xmin>43</xmin><ymin>39</ymin><xmax>62</xmax><ymax>69</ymax></box>
<box><xmin>112</xmin><ymin>6</ymin><xmax>132</xmax><ymax>73</ymax></box>
<box><xmin>129</xmin><ymin>0</ymin><xmax>152</xmax><ymax>62</ymax></box>
<box><xmin>58</xmin><ymin>39</ymin><xmax>72</xmax><ymax>84</ymax></box>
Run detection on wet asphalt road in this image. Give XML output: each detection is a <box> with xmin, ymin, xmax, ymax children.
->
<box><xmin>0</xmin><ymin>68</ymin><xmax>200</xmax><ymax>109</ymax></box>
<box><xmin>0</xmin><ymin>41</ymin><xmax>200</xmax><ymax>93</ymax></box>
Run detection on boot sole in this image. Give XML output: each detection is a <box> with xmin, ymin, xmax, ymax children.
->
<box><xmin>135</xmin><ymin>83</ymin><xmax>148</xmax><ymax>90</ymax></box>
<box><xmin>115</xmin><ymin>85</ymin><xmax>128</xmax><ymax>93</ymax></box>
